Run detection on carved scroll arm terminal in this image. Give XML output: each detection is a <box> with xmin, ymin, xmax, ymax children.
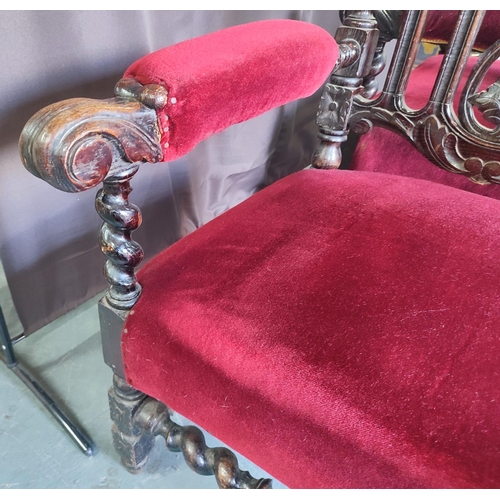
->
<box><xmin>19</xmin><ymin>81</ymin><xmax>166</xmax><ymax>310</ymax></box>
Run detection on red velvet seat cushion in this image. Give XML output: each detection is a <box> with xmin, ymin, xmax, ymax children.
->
<box><xmin>350</xmin><ymin>55</ymin><xmax>500</xmax><ymax>199</ymax></box>
<box><xmin>124</xmin><ymin>20</ymin><xmax>338</xmax><ymax>161</ymax></box>
<box><xmin>123</xmin><ymin>169</ymin><xmax>500</xmax><ymax>488</ymax></box>
<box><xmin>425</xmin><ymin>10</ymin><xmax>500</xmax><ymax>50</ymax></box>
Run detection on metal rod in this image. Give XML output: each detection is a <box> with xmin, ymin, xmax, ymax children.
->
<box><xmin>0</xmin><ymin>306</ymin><xmax>16</xmax><ymax>366</ymax></box>
<box><xmin>9</xmin><ymin>363</ymin><xmax>95</xmax><ymax>456</ymax></box>
<box><xmin>0</xmin><ymin>306</ymin><xmax>95</xmax><ymax>456</ymax></box>
<box><xmin>10</xmin><ymin>333</ymin><xmax>26</xmax><ymax>345</ymax></box>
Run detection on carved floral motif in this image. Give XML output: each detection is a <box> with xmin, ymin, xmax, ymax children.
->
<box><xmin>316</xmin><ymin>84</ymin><xmax>355</xmax><ymax>132</ymax></box>
<box><xmin>469</xmin><ymin>80</ymin><xmax>500</xmax><ymax>129</ymax></box>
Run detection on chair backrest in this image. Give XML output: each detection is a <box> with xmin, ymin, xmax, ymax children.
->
<box><xmin>314</xmin><ymin>10</ymin><xmax>500</xmax><ymax>185</ymax></box>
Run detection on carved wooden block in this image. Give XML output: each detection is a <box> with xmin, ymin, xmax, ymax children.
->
<box><xmin>108</xmin><ymin>376</ymin><xmax>156</xmax><ymax>473</ymax></box>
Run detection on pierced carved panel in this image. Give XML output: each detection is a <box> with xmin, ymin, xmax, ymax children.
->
<box><xmin>348</xmin><ymin>9</ymin><xmax>500</xmax><ymax>186</ymax></box>
<box><xmin>415</xmin><ymin>115</ymin><xmax>500</xmax><ymax>184</ymax></box>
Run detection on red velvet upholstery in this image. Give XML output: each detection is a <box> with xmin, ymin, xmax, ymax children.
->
<box><xmin>350</xmin><ymin>55</ymin><xmax>500</xmax><ymax>199</ymax></box>
<box><xmin>124</xmin><ymin>20</ymin><xmax>338</xmax><ymax>162</ymax></box>
<box><xmin>425</xmin><ymin>10</ymin><xmax>500</xmax><ymax>50</ymax></box>
<box><xmin>123</xmin><ymin>169</ymin><xmax>500</xmax><ymax>489</ymax></box>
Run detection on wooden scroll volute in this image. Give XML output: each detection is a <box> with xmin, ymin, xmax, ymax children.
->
<box><xmin>19</xmin><ymin>96</ymin><xmax>163</xmax><ymax>193</ymax></box>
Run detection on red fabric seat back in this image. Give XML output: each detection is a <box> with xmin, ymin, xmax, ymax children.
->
<box><xmin>350</xmin><ymin>55</ymin><xmax>500</xmax><ymax>200</ymax></box>
<box><xmin>424</xmin><ymin>10</ymin><xmax>500</xmax><ymax>50</ymax></box>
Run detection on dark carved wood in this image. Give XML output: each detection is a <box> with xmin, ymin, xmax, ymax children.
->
<box><xmin>115</xmin><ymin>78</ymin><xmax>169</xmax><ymax>109</ymax></box>
<box><xmin>372</xmin><ymin>10</ymin><xmax>403</xmax><ymax>42</ymax></box>
<box><xmin>341</xmin><ymin>10</ymin><xmax>402</xmax><ymax>44</ymax></box>
<box><xmin>345</xmin><ymin>10</ymin><xmax>500</xmax><ymax>186</ymax></box>
<box><xmin>362</xmin><ymin>11</ymin><xmax>403</xmax><ymax>98</ymax></box>
<box><xmin>19</xmin><ymin>81</ymin><xmax>168</xmax><ymax>309</ymax></box>
<box><xmin>340</xmin><ymin>10</ymin><xmax>403</xmax><ymax>98</ymax></box>
<box><xmin>110</xmin><ymin>376</ymin><xmax>272</xmax><ymax>488</ymax></box>
<box><xmin>19</xmin><ymin>10</ymin><xmax>500</xmax><ymax>488</ymax></box>
<box><xmin>460</xmin><ymin>40</ymin><xmax>500</xmax><ymax>138</ymax></box>
<box><xmin>468</xmin><ymin>80</ymin><xmax>500</xmax><ymax>129</ymax></box>
<box><xmin>99</xmin><ymin>297</ymin><xmax>128</xmax><ymax>377</ymax></box>
<box><xmin>95</xmin><ymin>165</ymin><xmax>144</xmax><ymax>309</ymax></box>
<box><xmin>312</xmin><ymin>11</ymin><xmax>379</xmax><ymax>170</ymax></box>
<box><xmin>19</xmin><ymin>97</ymin><xmax>163</xmax><ymax>193</ymax></box>
<box><xmin>109</xmin><ymin>375</ymin><xmax>156</xmax><ymax>473</ymax></box>
<box><xmin>20</xmin><ymin>81</ymin><xmax>270</xmax><ymax>487</ymax></box>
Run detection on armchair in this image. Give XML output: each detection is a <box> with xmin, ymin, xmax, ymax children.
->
<box><xmin>19</xmin><ymin>11</ymin><xmax>500</xmax><ymax>489</ymax></box>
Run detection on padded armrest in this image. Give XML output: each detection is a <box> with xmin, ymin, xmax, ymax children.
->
<box><xmin>124</xmin><ymin>20</ymin><xmax>338</xmax><ymax>161</ymax></box>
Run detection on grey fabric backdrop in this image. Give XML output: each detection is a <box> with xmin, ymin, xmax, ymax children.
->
<box><xmin>0</xmin><ymin>10</ymin><xmax>342</xmax><ymax>336</ymax></box>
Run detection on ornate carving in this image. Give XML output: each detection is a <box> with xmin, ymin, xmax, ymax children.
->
<box><xmin>469</xmin><ymin>80</ymin><xmax>500</xmax><ymax>129</ymax></box>
<box><xmin>351</xmin><ymin>107</ymin><xmax>415</xmax><ymax>138</ymax></box>
<box><xmin>460</xmin><ymin>39</ymin><xmax>500</xmax><ymax>138</ymax></box>
<box><xmin>316</xmin><ymin>85</ymin><xmax>355</xmax><ymax>132</ymax></box>
<box><xmin>19</xmin><ymin>97</ymin><xmax>162</xmax><ymax>193</ymax></box>
<box><xmin>372</xmin><ymin>10</ymin><xmax>402</xmax><ymax>43</ymax></box>
<box><xmin>95</xmin><ymin>166</ymin><xmax>144</xmax><ymax>310</ymax></box>
<box><xmin>312</xmin><ymin>10</ymin><xmax>379</xmax><ymax>169</ymax></box>
<box><xmin>362</xmin><ymin>43</ymin><xmax>385</xmax><ymax>99</ymax></box>
<box><xmin>334</xmin><ymin>11</ymin><xmax>379</xmax><ymax>79</ymax></box>
<box><xmin>335</xmin><ymin>40</ymin><xmax>361</xmax><ymax>72</ymax></box>
<box><xmin>346</xmin><ymin>10</ymin><xmax>500</xmax><ymax>186</ymax></box>
<box><xmin>19</xmin><ymin>85</ymin><xmax>165</xmax><ymax>309</ymax></box>
<box><xmin>360</xmin><ymin>11</ymin><xmax>402</xmax><ymax>98</ymax></box>
<box><xmin>415</xmin><ymin>115</ymin><xmax>500</xmax><ymax>184</ymax></box>
<box><xmin>109</xmin><ymin>375</ymin><xmax>155</xmax><ymax>473</ymax></box>
<box><xmin>109</xmin><ymin>376</ymin><xmax>271</xmax><ymax>488</ymax></box>
<box><xmin>341</xmin><ymin>10</ymin><xmax>402</xmax><ymax>42</ymax></box>
<box><xmin>173</xmin><ymin>433</ymin><xmax>271</xmax><ymax>488</ymax></box>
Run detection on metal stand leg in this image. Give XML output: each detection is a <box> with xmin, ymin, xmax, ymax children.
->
<box><xmin>0</xmin><ymin>306</ymin><xmax>95</xmax><ymax>456</ymax></box>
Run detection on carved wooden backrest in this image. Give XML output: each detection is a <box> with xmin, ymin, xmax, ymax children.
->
<box><xmin>313</xmin><ymin>10</ymin><xmax>500</xmax><ymax>186</ymax></box>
